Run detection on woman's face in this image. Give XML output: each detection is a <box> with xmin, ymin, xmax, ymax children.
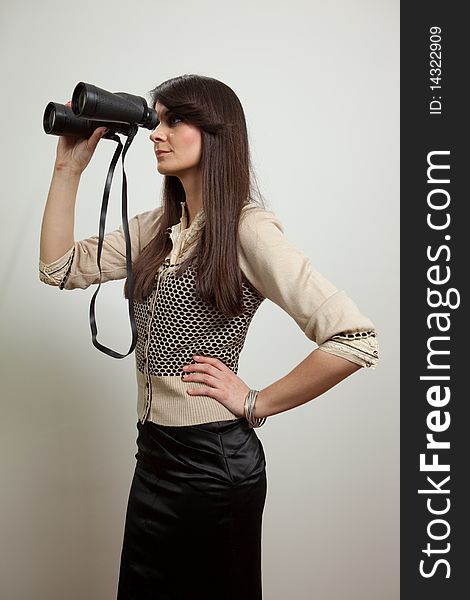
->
<box><xmin>149</xmin><ymin>101</ymin><xmax>202</xmax><ymax>177</ymax></box>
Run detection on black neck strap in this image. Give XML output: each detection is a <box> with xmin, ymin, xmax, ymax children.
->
<box><xmin>89</xmin><ymin>124</ymin><xmax>139</xmax><ymax>359</ymax></box>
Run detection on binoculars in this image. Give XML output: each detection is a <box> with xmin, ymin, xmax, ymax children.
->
<box><xmin>43</xmin><ymin>81</ymin><xmax>158</xmax><ymax>139</ymax></box>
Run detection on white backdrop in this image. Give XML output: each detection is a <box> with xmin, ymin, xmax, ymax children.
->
<box><xmin>0</xmin><ymin>1</ymin><xmax>399</xmax><ymax>598</ymax></box>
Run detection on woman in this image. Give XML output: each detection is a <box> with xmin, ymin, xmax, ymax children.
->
<box><xmin>39</xmin><ymin>74</ymin><xmax>379</xmax><ymax>599</ymax></box>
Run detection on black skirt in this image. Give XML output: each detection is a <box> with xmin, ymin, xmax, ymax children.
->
<box><xmin>116</xmin><ymin>417</ymin><xmax>268</xmax><ymax>600</ymax></box>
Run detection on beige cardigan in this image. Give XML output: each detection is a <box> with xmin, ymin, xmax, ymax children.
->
<box><xmin>39</xmin><ymin>201</ymin><xmax>379</xmax><ymax>426</ymax></box>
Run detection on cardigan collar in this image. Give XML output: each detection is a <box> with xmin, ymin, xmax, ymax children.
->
<box><xmin>180</xmin><ymin>200</ymin><xmax>205</xmax><ymax>232</ymax></box>
<box><xmin>168</xmin><ymin>201</ymin><xmax>205</xmax><ymax>237</ymax></box>
<box><xmin>167</xmin><ymin>201</ymin><xmax>205</xmax><ymax>262</ymax></box>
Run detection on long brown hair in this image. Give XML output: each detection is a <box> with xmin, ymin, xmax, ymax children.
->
<box><xmin>123</xmin><ymin>74</ymin><xmax>266</xmax><ymax>318</ymax></box>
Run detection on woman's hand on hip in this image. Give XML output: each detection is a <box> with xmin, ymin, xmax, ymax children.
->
<box><xmin>181</xmin><ymin>355</ymin><xmax>248</xmax><ymax>418</ymax></box>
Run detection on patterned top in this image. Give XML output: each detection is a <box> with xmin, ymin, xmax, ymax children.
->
<box><xmin>39</xmin><ymin>201</ymin><xmax>380</xmax><ymax>426</ymax></box>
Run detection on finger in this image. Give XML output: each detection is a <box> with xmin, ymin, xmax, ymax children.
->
<box><xmin>186</xmin><ymin>385</ymin><xmax>222</xmax><ymax>400</ymax></box>
<box><xmin>184</xmin><ymin>363</ymin><xmax>220</xmax><ymax>377</ymax></box>
<box><xmin>193</xmin><ymin>355</ymin><xmax>228</xmax><ymax>372</ymax></box>
<box><xmin>85</xmin><ymin>128</ymin><xmax>106</xmax><ymax>153</ymax></box>
<box><xmin>183</xmin><ymin>371</ymin><xmax>219</xmax><ymax>386</ymax></box>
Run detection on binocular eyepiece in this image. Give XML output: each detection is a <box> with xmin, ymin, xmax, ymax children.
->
<box><xmin>43</xmin><ymin>81</ymin><xmax>157</xmax><ymax>139</ymax></box>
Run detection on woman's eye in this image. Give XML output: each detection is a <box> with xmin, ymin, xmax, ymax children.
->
<box><xmin>152</xmin><ymin>115</ymin><xmax>183</xmax><ymax>130</ymax></box>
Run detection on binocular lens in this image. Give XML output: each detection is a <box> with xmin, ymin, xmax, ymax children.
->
<box><xmin>47</xmin><ymin>109</ymin><xmax>55</xmax><ymax>131</ymax></box>
<box><xmin>78</xmin><ymin>89</ymin><xmax>87</xmax><ymax>114</ymax></box>
<box><xmin>42</xmin><ymin>103</ymin><xmax>58</xmax><ymax>134</ymax></box>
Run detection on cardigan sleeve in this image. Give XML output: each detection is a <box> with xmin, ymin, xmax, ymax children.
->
<box><xmin>238</xmin><ymin>205</ymin><xmax>379</xmax><ymax>369</ymax></box>
<box><xmin>38</xmin><ymin>206</ymin><xmax>163</xmax><ymax>290</ymax></box>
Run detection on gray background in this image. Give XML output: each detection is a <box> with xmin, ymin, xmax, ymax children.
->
<box><xmin>0</xmin><ymin>0</ymin><xmax>399</xmax><ymax>598</ymax></box>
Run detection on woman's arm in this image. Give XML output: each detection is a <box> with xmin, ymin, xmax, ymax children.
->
<box><xmin>238</xmin><ymin>205</ymin><xmax>380</xmax><ymax>369</ymax></box>
<box><xmin>236</xmin><ymin>205</ymin><xmax>379</xmax><ymax>420</ymax></box>
<box><xmin>253</xmin><ymin>348</ymin><xmax>362</xmax><ymax>419</ymax></box>
<box><xmin>39</xmin><ymin>165</ymin><xmax>80</xmax><ymax>264</ymax></box>
<box><xmin>39</xmin><ymin>104</ymin><xmax>162</xmax><ymax>291</ymax></box>
<box><xmin>40</xmin><ymin>105</ymin><xmax>108</xmax><ymax>265</ymax></box>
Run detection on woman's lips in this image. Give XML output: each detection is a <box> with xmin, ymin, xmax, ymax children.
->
<box><xmin>156</xmin><ymin>150</ymin><xmax>171</xmax><ymax>158</ymax></box>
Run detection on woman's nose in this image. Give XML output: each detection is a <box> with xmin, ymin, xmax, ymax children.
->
<box><xmin>149</xmin><ymin>125</ymin><xmax>166</xmax><ymax>143</ymax></box>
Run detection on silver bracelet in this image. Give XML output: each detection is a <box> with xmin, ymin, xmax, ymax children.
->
<box><xmin>244</xmin><ymin>389</ymin><xmax>267</xmax><ymax>428</ymax></box>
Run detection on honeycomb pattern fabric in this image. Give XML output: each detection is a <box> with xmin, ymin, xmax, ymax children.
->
<box><xmin>133</xmin><ymin>261</ymin><xmax>264</xmax><ymax>377</ymax></box>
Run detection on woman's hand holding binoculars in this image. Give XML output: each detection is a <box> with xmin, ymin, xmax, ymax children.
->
<box><xmin>54</xmin><ymin>100</ymin><xmax>108</xmax><ymax>175</ymax></box>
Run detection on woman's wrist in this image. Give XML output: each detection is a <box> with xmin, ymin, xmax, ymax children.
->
<box><xmin>244</xmin><ymin>389</ymin><xmax>267</xmax><ymax>427</ymax></box>
<box><xmin>252</xmin><ymin>389</ymin><xmax>268</xmax><ymax>419</ymax></box>
<box><xmin>53</xmin><ymin>162</ymin><xmax>83</xmax><ymax>177</ymax></box>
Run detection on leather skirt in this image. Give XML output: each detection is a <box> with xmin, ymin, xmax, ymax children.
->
<box><xmin>116</xmin><ymin>417</ymin><xmax>267</xmax><ymax>600</ymax></box>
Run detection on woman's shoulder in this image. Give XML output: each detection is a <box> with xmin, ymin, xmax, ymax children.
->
<box><xmin>240</xmin><ymin>202</ymin><xmax>278</xmax><ymax>218</ymax></box>
<box><xmin>239</xmin><ymin>203</ymin><xmax>285</xmax><ymax>242</ymax></box>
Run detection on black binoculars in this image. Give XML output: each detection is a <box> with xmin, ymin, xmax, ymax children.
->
<box><xmin>43</xmin><ymin>81</ymin><xmax>157</xmax><ymax>139</ymax></box>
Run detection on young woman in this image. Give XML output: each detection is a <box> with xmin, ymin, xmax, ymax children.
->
<box><xmin>39</xmin><ymin>74</ymin><xmax>379</xmax><ymax>600</ymax></box>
